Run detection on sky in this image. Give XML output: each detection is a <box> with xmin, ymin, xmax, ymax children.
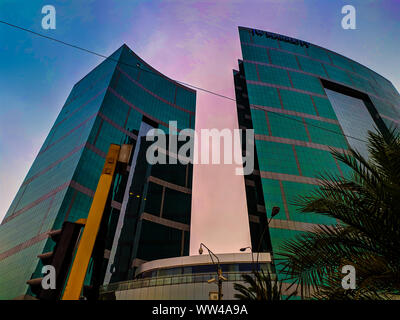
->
<box><xmin>0</xmin><ymin>0</ymin><xmax>399</xmax><ymax>252</ymax></box>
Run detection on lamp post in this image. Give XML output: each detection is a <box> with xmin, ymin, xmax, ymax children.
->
<box><xmin>199</xmin><ymin>243</ymin><xmax>226</xmax><ymax>300</ymax></box>
<box><xmin>237</xmin><ymin>207</ymin><xmax>281</xmax><ymax>300</ymax></box>
<box><xmin>239</xmin><ymin>246</ymin><xmax>256</xmax><ymax>273</ymax></box>
<box><xmin>268</xmin><ymin>206</ymin><xmax>280</xmax><ymax>224</ymax></box>
<box><xmin>240</xmin><ymin>246</ymin><xmax>255</xmax><ymax>272</ymax></box>
<box><xmin>240</xmin><ymin>206</ymin><xmax>280</xmax><ymax>271</ymax></box>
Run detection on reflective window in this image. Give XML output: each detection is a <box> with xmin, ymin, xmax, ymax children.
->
<box><xmin>325</xmin><ymin>88</ymin><xmax>377</xmax><ymax>159</ymax></box>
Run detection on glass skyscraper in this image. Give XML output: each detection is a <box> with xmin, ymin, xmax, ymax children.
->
<box><xmin>104</xmin><ymin>136</ymin><xmax>194</xmax><ymax>285</ymax></box>
<box><xmin>234</xmin><ymin>26</ymin><xmax>400</xmax><ymax>293</ymax></box>
<box><xmin>0</xmin><ymin>44</ymin><xmax>196</xmax><ymax>299</ymax></box>
<box><xmin>1</xmin><ymin>26</ymin><xmax>400</xmax><ymax>301</ymax></box>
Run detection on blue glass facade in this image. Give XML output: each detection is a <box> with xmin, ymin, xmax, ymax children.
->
<box><xmin>0</xmin><ymin>44</ymin><xmax>196</xmax><ymax>299</ymax></box>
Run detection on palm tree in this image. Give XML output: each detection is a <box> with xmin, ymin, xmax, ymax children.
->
<box><xmin>277</xmin><ymin>128</ymin><xmax>400</xmax><ymax>299</ymax></box>
<box><xmin>234</xmin><ymin>268</ymin><xmax>295</xmax><ymax>300</ymax></box>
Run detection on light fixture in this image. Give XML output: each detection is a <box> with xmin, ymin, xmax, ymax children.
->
<box><xmin>271</xmin><ymin>206</ymin><xmax>280</xmax><ymax>218</ymax></box>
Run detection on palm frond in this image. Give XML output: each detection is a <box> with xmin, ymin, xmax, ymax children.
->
<box><xmin>277</xmin><ymin>129</ymin><xmax>400</xmax><ymax>299</ymax></box>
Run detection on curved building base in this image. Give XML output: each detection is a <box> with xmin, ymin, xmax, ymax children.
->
<box><xmin>100</xmin><ymin>253</ymin><xmax>271</xmax><ymax>300</ymax></box>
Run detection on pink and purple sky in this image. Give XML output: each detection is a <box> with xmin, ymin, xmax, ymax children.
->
<box><xmin>0</xmin><ymin>0</ymin><xmax>399</xmax><ymax>251</ymax></box>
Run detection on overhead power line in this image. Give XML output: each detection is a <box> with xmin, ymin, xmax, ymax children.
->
<box><xmin>0</xmin><ymin>19</ymin><xmax>367</xmax><ymax>143</ymax></box>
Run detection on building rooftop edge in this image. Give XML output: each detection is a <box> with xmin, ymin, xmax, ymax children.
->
<box><xmin>73</xmin><ymin>43</ymin><xmax>196</xmax><ymax>95</ymax></box>
<box><xmin>237</xmin><ymin>26</ymin><xmax>395</xmax><ymax>88</ymax></box>
<box><xmin>121</xmin><ymin>44</ymin><xmax>197</xmax><ymax>94</ymax></box>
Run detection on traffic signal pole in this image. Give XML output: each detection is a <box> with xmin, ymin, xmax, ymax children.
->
<box><xmin>26</xmin><ymin>219</ymin><xmax>86</xmax><ymax>300</ymax></box>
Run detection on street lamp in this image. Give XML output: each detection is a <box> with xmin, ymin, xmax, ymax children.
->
<box><xmin>239</xmin><ymin>246</ymin><xmax>255</xmax><ymax>272</ymax></box>
<box><xmin>240</xmin><ymin>206</ymin><xmax>280</xmax><ymax>271</ymax></box>
<box><xmin>237</xmin><ymin>207</ymin><xmax>281</xmax><ymax>300</ymax></box>
<box><xmin>258</xmin><ymin>206</ymin><xmax>280</xmax><ymax>268</ymax></box>
<box><xmin>199</xmin><ymin>243</ymin><xmax>226</xmax><ymax>300</ymax></box>
<box><xmin>269</xmin><ymin>206</ymin><xmax>280</xmax><ymax>224</ymax></box>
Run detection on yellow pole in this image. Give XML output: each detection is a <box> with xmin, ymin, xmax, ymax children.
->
<box><xmin>62</xmin><ymin>144</ymin><xmax>120</xmax><ymax>300</ymax></box>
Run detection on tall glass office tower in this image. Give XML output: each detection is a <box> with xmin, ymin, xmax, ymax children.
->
<box><xmin>0</xmin><ymin>44</ymin><xmax>196</xmax><ymax>299</ymax></box>
<box><xmin>234</xmin><ymin>26</ymin><xmax>400</xmax><ymax>292</ymax></box>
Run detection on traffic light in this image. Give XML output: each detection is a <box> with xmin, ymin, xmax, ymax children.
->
<box><xmin>27</xmin><ymin>143</ymin><xmax>133</xmax><ymax>300</ymax></box>
<box><xmin>26</xmin><ymin>219</ymin><xmax>85</xmax><ymax>300</ymax></box>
